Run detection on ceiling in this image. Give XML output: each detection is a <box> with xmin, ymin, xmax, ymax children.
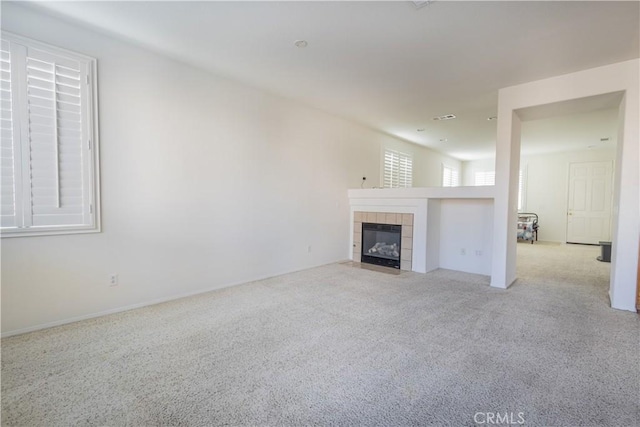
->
<box><xmin>21</xmin><ymin>1</ymin><xmax>640</xmax><ymax>160</ymax></box>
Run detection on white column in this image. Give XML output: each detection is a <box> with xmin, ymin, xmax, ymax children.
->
<box><xmin>491</xmin><ymin>108</ymin><xmax>521</xmax><ymax>289</ymax></box>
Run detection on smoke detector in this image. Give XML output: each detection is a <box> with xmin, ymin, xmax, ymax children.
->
<box><xmin>432</xmin><ymin>114</ymin><xmax>456</xmax><ymax>121</ymax></box>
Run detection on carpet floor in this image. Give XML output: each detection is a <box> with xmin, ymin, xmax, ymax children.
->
<box><xmin>2</xmin><ymin>243</ymin><xmax>638</xmax><ymax>426</ymax></box>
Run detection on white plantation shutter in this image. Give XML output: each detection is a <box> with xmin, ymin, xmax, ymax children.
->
<box><xmin>1</xmin><ymin>39</ymin><xmax>18</xmax><ymax>228</ymax></box>
<box><xmin>442</xmin><ymin>165</ymin><xmax>459</xmax><ymax>187</ymax></box>
<box><xmin>383</xmin><ymin>149</ymin><xmax>412</xmax><ymax>188</ymax></box>
<box><xmin>474</xmin><ymin>171</ymin><xmax>495</xmax><ymax>186</ymax></box>
<box><xmin>383</xmin><ymin>150</ymin><xmax>396</xmax><ymax>188</ymax></box>
<box><xmin>518</xmin><ymin>169</ymin><xmax>524</xmax><ymax>210</ymax></box>
<box><xmin>27</xmin><ymin>49</ymin><xmax>88</xmax><ymax>226</ymax></box>
<box><xmin>1</xmin><ymin>33</ymin><xmax>99</xmax><ymax>236</ymax></box>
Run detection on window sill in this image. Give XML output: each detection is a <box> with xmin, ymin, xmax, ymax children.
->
<box><xmin>1</xmin><ymin>226</ymin><xmax>101</xmax><ymax>238</ymax></box>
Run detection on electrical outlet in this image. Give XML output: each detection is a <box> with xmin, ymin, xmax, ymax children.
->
<box><xmin>109</xmin><ymin>274</ymin><xmax>119</xmax><ymax>287</ymax></box>
<box><xmin>460</xmin><ymin>248</ymin><xmax>466</xmax><ymax>255</ymax></box>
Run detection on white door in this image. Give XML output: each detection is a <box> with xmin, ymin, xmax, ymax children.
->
<box><xmin>567</xmin><ymin>161</ymin><xmax>613</xmax><ymax>244</ymax></box>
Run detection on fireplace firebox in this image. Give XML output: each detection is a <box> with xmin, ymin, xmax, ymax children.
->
<box><xmin>361</xmin><ymin>222</ymin><xmax>402</xmax><ymax>269</ymax></box>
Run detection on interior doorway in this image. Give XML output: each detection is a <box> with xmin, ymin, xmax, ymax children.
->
<box><xmin>491</xmin><ymin>60</ymin><xmax>639</xmax><ymax>312</ymax></box>
<box><xmin>513</xmin><ymin>102</ymin><xmax>618</xmax><ymax>306</ymax></box>
<box><xmin>516</xmin><ymin>99</ymin><xmax>619</xmax><ymax>247</ymax></box>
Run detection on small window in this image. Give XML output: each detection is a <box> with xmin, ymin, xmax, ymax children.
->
<box><xmin>442</xmin><ymin>164</ymin><xmax>459</xmax><ymax>187</ymax></box>
<box><xmin>1</xmin><ymin>32</ymin><xmax>100</xmax><ymax>237</ymax></box>
<box><xmin>474</xmin><ymin>171</ymin><xmax>495</xmax><ymax>186</ymax></box>
<box><xmin>383</xmin><ymin>149</ymin><xmax>412</xmax><ymax>188</ymax></box>
<box><xmin>517</xmin><ymin>169</ymin><xmax>525</xmax><ymax>211</ymax></box>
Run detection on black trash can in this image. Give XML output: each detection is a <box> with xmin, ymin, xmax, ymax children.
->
<box><xmin>597</xmin><ymin>241</ymin><xmax>612</xmax><ymax>262</ymax></box>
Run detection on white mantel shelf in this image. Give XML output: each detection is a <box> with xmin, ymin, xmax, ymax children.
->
<box><xmin>348</xmin><ymin>186</ymin><xmax>495</xmax><ymax>200</ymax></box>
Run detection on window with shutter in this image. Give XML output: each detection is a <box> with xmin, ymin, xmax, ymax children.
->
<box><xmin>1</xmin><ymin>32</ymin><xmax>99</xmax><ymax>237</ymax></box>
<box><xmin>517</xmin><ymin>169</ymin><xmax>525</xmax><ymax>211</ymax></box>
<box><xmin>474</xmin><ymin>171</ymin><xmax>496</xmax><ymax>186</ymax></box>
<box><xmin>1</xmin><ymin>39</ymin><xmax>17</xmax><ymax>229</ymax></box>
<box><xmin>442</xmin><ymin>164</ymin><xmax>459</xmax><ymax>187</ymax></box>
<box><xmin>383</xmin><ymin>149</ymin><xmax>412</xmax><ymax>188</ymax></box>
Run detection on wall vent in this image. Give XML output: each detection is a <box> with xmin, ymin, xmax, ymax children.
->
<box><xmin>432</xmin><ymin>114</ymin><xmax>457</xmax><ymax>121</ymax></box>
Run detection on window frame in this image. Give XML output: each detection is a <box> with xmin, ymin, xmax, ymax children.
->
<box><xmin>382</xmin><ymin>148</ymin><xmax>413</xmax><ymax>188</ymax></box>
<box><xmin>517</xmin><ymin>167</ymin><xmax>527</xmax><ymax>212</ymax></box>
<box><xmin>474</xmin><ymin>170</ymin><xmax>496</xmax><ymax>186</ymax></box>
<box><xmin>441</xmin><ymin>163</ymin><xmax>460</xmax><ymax>187</ymax></box>
<box><xmin>1</xmin><ymin>31</ymin><xmax>100</xmax><ymax>238</ymax></box>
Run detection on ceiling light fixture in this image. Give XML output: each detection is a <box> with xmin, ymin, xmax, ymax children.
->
<box><xmin>294</xmin><ymin>40</ymin><xmax>308</xmax><ymax>48</ymax></box>
<box><xmin>432</xmin><ymin>114</ymin><xmax>456</xmax><ymax>121</ymax></box>
<box><xmin>600</xmin><ymin>137</ymin><xmax>610</xmax><ymax>142</ymax></box>
<box><xmin>439</xmin><ymin>138</ymin><xmax>448</xmax><ymax>142</ymax></box>
<box><xmin>417</xmin><ymin>128</ymin><xmax>425</xmax><ymax>132</ymax></box>
<box><xmin>487</xmin><ymin>116</ymin><xmax>497</xmax><ymax>121</ymax></box>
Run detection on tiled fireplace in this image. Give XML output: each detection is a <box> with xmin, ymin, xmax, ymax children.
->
<box><xmin>352</xmin><ymin>211</ymin><xmax>414</xmax><ymax>271</ymax></box>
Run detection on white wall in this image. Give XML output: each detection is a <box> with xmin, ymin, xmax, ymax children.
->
<box><xmin>0</xmin><ymin>4</ymin><xmax>458</xmax><ymax>335</ymax></box>
<box><xmin>439</xmin><ymin>199</ymin><xmax>493</xmax><ymax>275</ymax></box>
<box><xmin>463</xmin><ymin>148</ymin><xmax>617</xmax><ymax>243</ymax></box>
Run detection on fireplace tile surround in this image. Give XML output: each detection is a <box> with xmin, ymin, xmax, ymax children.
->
<box><xmin>353</xmin><ymin>211</ymin><xmax>414</xmax><ymax>271</ymax></box>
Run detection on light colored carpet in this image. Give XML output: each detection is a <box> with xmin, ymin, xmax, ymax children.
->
<box><xmin>2</xmin><ymin>243</ymin><xmax>638</xmax><ymax>426</ymax></box>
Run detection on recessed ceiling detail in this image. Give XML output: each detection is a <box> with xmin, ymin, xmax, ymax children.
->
<box><xmin>294</xmin><ymin>40</ymin><xmax>308</xmax><ymax>48</ymax></box>
<box><xmin>432</xmin><ymin>114</ymin><xmax>456</xmax><ymax>121</ymax></box>
<box><xmin>412</xmin><ymin>1</ymin><xmax>434</xmax><ymax>10</ymax></box>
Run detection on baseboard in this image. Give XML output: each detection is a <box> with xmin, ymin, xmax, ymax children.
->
<box><xmin>1</xmin><ymin>260</ymin><xmax>341</xmax><ymax>338</ymax></box>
